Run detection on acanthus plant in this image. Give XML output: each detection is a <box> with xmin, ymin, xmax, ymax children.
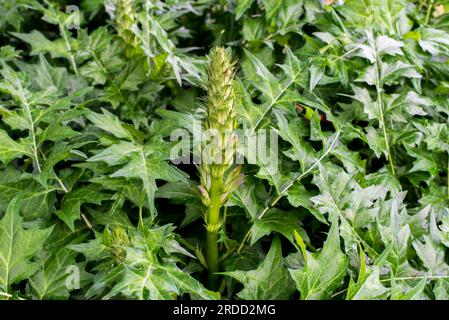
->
<box><xmin>0</xmin><ymin>0</ymin><xmax>448</xmax><ymax>300</ymax></box>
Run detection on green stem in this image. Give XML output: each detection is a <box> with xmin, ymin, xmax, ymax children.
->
<box><xmin>425</xmin><ymin>0</ymin><xmax>435</xmax><ymax>25</ymax></box>
<box><xmin>206</xmin><ymin>176</ymin><xmax>222</xmax><ymax>287</ymax></box>
<box><xmin>373</xmin><ymin>41</ymin><xmax>395</xmax><ymax>176</ymax></box>
<box><xmin>206</xmin><ymin>230</ymin><xmax>218</xmax><ymax>286</ymax></box>
<box><xmin>59</xmin><ymin>24</ymin><xmax>78</xmax><ymax>75</ymax></box>
<box><xmin>331</xmin><ymin>7</ymin><xmax>349</xmax><ymax>35</ymax></box>
<box><xmin>330</xmin><ymin>47</ymin><xmax>360</xmax><ymax>63</ymax></box>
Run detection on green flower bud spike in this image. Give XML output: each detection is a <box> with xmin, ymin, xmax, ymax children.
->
<box><xmin>103</xmin><ymin>226</ymin><xmax>130</xmax><ymax>265</ymax></box>
<box><xmin>199</xmin><ymin>47</ymin><xmax>243</xmax><ymax>287</ymax></box>
<box><xmin>115</xmin><ymin>0</ymin><xmax>141</xmax><ymax>59</ymax></box>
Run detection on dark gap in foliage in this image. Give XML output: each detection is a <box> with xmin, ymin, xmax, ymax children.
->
<box><xmin>366</xmin><ymin>156</ymin><xmax>387</xmax><ymax>174</ymax></box>
<box><xmin>347</xmin><ymin>138</ymin><xmax>365</xmax><ymax>152</ymax></box>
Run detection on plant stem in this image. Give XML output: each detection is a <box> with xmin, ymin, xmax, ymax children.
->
<box><xmin>59</xmin><ymin>24</ymin><xmax>78</xmax><ymax>75</ymax></box>
<box><xmin>330</xmin><ymin>47</ymin><xmax>360</xmax><ymax>63</ymax></box>
<box><xmin>206</xmin><ymin>176</ymin><xmax>221</xmax><ymax>287</ymax></box>
<box><xmin>331</xmin><ymin>7</ymin><xmax>349</xmax><ymax>35</ymax></box>
<box><xmin>425</xmin><ymin>0</ymin><xmax>435</xmax><ymax>25</ymax></box>
<box><xmin>378</xmin><ymin>89</ymin><xmax>395</xmax><ymax>176</ymax></box>
<box><xmin>373</xmin><ymin>41</ymin><xmax>395</xmax><ymax>176</ymax></box>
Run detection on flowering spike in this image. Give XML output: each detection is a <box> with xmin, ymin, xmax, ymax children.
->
<box><xmin>115</xmin><ymin>0</ymin><xmax>140</xmax><ymax>58</ymax></box>
<box><xmin>198</xmin><ymin>47</ymin><xmax>242</xmax><ymax>286</ymax></box>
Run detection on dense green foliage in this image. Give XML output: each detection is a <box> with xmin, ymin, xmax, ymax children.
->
<box><xmin>0</xmin><ymin>0</ymin><xmax>449</xmax><ymax>300</ymax></box>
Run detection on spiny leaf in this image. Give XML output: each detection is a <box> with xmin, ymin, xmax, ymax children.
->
<box><xmin>222</xmin><ymin>237</ymin><xmax>296</xmax><ymax>300</ymax></box>
<box><xmin>0</xmin><ymin>129</ymin><xmax>31</xmax><ymax>165</ymax></box>
<box><xmin>0</xmin><ymin>198</ymin><xmax>53</xmax><ymax>293</ymax></box>
<box><xmin>289</xmin><ymin>220</ymin><xmax>348</xmax><ymax>300</ymax></box>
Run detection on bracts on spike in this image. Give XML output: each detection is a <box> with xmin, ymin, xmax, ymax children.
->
<box><xmin>198</xmin><ymin>47</ymin><xmax>243</xmax><ymax>288</ymax></box>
